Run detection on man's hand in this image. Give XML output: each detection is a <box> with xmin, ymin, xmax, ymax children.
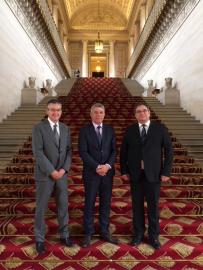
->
<box><xmin>50</xmin><ymin>170</ymin><xmax>60</xmax><ymax>180</ymax></box>
<box><xmin>58</xmin><ymin>168</ymin><xmax>66</xmax><ymax>178</ymax></box>
<box><xmin>51</xmin><ymin>169</ymin><xmax>65</xmax><ymax>180</ymax></box>
<box><xmin>121</xmin><ymin>174</ymin><xmax>129</xmax><ymax>181</ymax></box>
<box><xmin>161</xmin><ymin>175</ymin><xmax>170</xmax><ymax>182</ymax></box>
<box><xmin>96</xmin><ymin>165</ymin><xmax>110</xmax><ymax>176</ymax></box>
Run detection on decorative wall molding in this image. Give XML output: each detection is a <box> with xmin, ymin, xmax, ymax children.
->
<box><xmin>126</xmin><ymin>0</ymin><xmax>201</xmax><ymax>79</ymax></box>
<box><xmin>126</xmin><ymin>0</ymin><xmax>167</xmax><ymax>77</ymax></box>
<box><xmin>4</xmin><ymin>0</ymin><xmax>71</xmax><ymax>80</ymax></box>
<box><xmin>37</xmin><ymin>0</ymin><xmax>72</xmax><ymax>76</ymax></box>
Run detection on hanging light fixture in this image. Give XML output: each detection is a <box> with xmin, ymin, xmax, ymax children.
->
<box><xmin>95</xmin><ymin>32</ymin><xmax>103</xmax><ymax>53</ymax></box>
<box><xmin>94</xmin><ymin>0</ymin><xmax>103</xmax><ymax>53</ymax></box>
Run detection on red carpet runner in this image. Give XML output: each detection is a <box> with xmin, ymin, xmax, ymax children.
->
<box><xmin>0</xmin><ymin>78</ymin><xmax>203</xmax><ymax>269</ymax></box>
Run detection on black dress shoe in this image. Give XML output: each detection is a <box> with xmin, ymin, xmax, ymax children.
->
<box><xmin>101</xmin><ymin>234</ymin><xmax>118</xmax><ymax>245</ymax></box>
<box><xmin>149</xmin><ymin>238</ymin><xmax>161</xmax><ymax>249</ymax></box>
<box><xmin>81</xmin><ymin>235</ymin><xmax>91</xmax><ymax>248</ymax></box>
<box><xmin>60</xmin><ymin>237</ymin><xmax>73</xmax><ymax>247</ymax></box>
<box><xmin>36</xmin><ymin>242</ymin><xmax>45</xmax><ymax>254</ymax></box>
<box><xmin>130</xmin><ymin>236</ymin><xmax>143</xmax><ymax>246</ymax></box>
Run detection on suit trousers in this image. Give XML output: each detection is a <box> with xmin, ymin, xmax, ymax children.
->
<box><xmin>83</xmin><ymin>175</ymin><xmax>113</xmax><ymax>236</ymax></box>
<box><xmin>130</xmin><ymin>171</ymin><xmax>160</xmax><ymax>238</ymax></box>
<box><xmin>34</xmin><ymin>177</ymin><xmax>69</xmax><ymax>242</ymax></box>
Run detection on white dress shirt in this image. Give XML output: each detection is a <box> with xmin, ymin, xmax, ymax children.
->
<box><xmin>48</xmin><ymin>117</ymin><xmax>60</xmax><ymax>135</ymax></box>
<box><xmin>138</xmin><ymin>120</ymin><xmax>150</xmax><ymax>135</ymax></box>
<box><xmin>92</xmin><ymin>122</ymin><xmax>103</xmax><ymax>136</ymax></box>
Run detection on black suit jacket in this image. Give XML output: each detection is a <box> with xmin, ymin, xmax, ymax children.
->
<box><xmin>120</xmin><ymin>121</ymin><xmax>173</xmax><ymax>182</ymax></box>
<box><xmin>78</xmin><ymin>123</ymin><xmax>116</xmax><ymax>178</ymax></box>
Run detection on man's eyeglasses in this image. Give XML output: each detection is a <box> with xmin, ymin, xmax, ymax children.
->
<box><xmin>135</xmin><ymin>109</ymin><xmax>149</xmax><ymax>114</ymax></box>
<box><xmin>48</xmin><ymin>109</ymin><xmax>62</xmax><ymax>112</ymax></box>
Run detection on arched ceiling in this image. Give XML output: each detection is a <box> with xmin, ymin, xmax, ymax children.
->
<box><xmin>64</xmin><ymin>0</ymin><xmax>135</xmax><ymax>31</ymax></box>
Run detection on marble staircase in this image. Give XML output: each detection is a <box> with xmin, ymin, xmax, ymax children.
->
<box><xmin>144</xmin><ymin>97</ymin><xmax>203</xmax><ymax>168</ymax></box>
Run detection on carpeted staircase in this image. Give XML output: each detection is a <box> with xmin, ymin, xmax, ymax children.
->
<box><xmin>0</xmin><ymin>78</ymin><xmax>202</xmax><ymax>269</ymax></box>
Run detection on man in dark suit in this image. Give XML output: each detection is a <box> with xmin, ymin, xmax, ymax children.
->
<box><xmin>32</xmin><ymin>99</ymin><xmax>72</xmax><ymax>254</ymax></box>
<box><xmin>78</xmin><ymin>103</ymin><xmax>117</xmax><ymax>247</ymax></box>
<box><xmin>120</xmin><ymin>103</ymin><xmax>173</xmax><ymax>249</ymax></box>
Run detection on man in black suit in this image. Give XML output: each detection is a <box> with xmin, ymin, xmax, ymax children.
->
<box><xmin>120</xmin><ymin>103</ymin><xmax>173</xmax><ymax>249</ymax></box>
<box><xmin>78</xmin><ymin>103</ymin><xmax>117</xmax><ymax>247</ymax></box>
<box><xmin>32</xmin><ymin>99</ymin><xmax>73</xmax><ymax>254</ymax></box>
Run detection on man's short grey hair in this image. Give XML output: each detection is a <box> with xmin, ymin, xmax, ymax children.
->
<box><xmin>90</xmin><ymin>103</ymin><xmax>105</xmax><ymax>113</ymax></box>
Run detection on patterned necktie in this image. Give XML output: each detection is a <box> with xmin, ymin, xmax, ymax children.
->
<box><xmin>141</xmin><ymin>124</ymin><xmax>147</xmax><ymax>143</ymax></box>
<box><xmin>53</xmin><ymin>124</ymin><xmax>60</xmax><ymax>147</ymax></box>
<box><xmin>96</xmin><ymin>125</ymin><xmax>102</xmax><ymax>146</ymax></box>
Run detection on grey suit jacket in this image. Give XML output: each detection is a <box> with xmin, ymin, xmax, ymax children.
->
<box><xmin>32</xmin><ymin>119</ymin><xmax>71</xmax><ymax>181</ymax></box>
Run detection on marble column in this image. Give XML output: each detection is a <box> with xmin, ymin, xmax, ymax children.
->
<box><xmin>63</xmin><ymin>35</ymin><xmax>69</xmax><ymax>54</ymax></box>
<box><xmin>109</xmin><ymin>40</ymin><xmax>115</xmax><ymax>77</ymax></box>
<box><xmin>82</xmin><ymin>40</ymin><xmax>88</xmax><ymax>77</ymax></box>
<box><xmin>140</xmin><ymin>4</ymin><xmax>146</xmax><ymax>32</ymax></box>
<box><xmin>146</xmin><ymin>0</ymin><xmax>154</xmax><ymax>17</ymax></box>
<box><xmin>128</xmin><ymin>36</ymin><xmax>134</xmax><ymax>59</ymax></box>
<box><xmin>134</xmin><ymin>22</ymin><xmax>140</xmax><ymax>46</ymax></box>
<box><xmin>59</xmin><ymin>20</ymin><xmax>64</xmax><ymax>42</ymax></box>
<box><xmin>52</xmin><ymin>4</ymin><xmax>58</xmax><ymax>28</ymax></box>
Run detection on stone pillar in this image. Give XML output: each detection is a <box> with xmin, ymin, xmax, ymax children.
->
<box><xmin>158</xmin><ymin>77</ymin><xmax>180</xmax><ymax>106</ymax></box>
<box><xmin>128</xmin><ymin>36</ymin><xmax>134</xmax><ymax>59</ymax></box>
<box><xmin>145</xmin><ymin>79</ymin><xmax>155</xmax><ymax>97</ymax></box>
<box><xmin>134</xmin><ymin>22</ymin><xmax>140</xmax><ymax>46</ymax></box>
<box><xmin>59</xmin><ymin>21</ymin><xmax>64</xmax><ymax>42</ymax></box>
<box><xmin>21</xmin><ymin>77</ymin><xmax>44</xmax><ymax>104</ymax></box>
<box><xmin>82</xmin><ymin>40</ymin><xmax>88</xmax><ymax>77</ymax></box>
<box><xmin>46</xmin><ymin>79</ymin><xmax>57</xmax><ymax>96</ymax></box>
<box><xmin>63</xmin><ymin>35</ymin><xmax>68</xmax><ymax>54</ymax></box>
<box><xmin>146</xmin><ymin>0</ymin><xmax>154</xmax><ymax>17</ymax></box>
<box><xmin>52</xmin><ymin>4</ymin><xmax>58</xmax><ymax>28</ymax></box>
<box><xmin>109</xmin><ymin>41</ymin><xmax>115</xmax><ymax>77</ymax></box>
<box><xmin>140</xmin><ymin>4</ymin><xmax>146</xmax><ymax>32</ymax></box>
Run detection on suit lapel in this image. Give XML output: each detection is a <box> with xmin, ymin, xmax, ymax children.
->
<box><xmin>59</xmin><ymin>123</ymin><xmax>65</xmax><ymax>151</ymax></box>
<box><xmin>135</xmin><ymin>123</ymin><xmax>142</xmax><ymax>143</ymax></box>
<box><xmin>146</xmin><ymin>122</ymin><xmax>153</xmax><ymax>140</ymax></box>
<box><xmin>101</xmin><ymin>124</ymin><xmax>107</xmax><ymax>149</ymax></box>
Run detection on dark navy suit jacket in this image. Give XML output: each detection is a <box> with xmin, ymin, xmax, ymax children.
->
<box><xmin>78</xmin><ymin>123</ymin><xmax>116</xmax><ymax>179</ymax></box>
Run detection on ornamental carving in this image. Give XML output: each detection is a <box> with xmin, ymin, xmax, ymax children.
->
<box><xmin>127</xmin><ymin>0</ymin><xmax>201</xmax><ymax>79</ymax></box>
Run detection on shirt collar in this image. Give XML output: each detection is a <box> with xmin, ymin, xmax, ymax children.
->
<box><xmin>92</xmin><ymin>122</ymin><xmax>103</xmax><ymax>129</ymax></box>
<box><xmin>48</xmin><ymin>117</ymin><xmax>59</xmax><ymax>128</ymax></box>
<box><xmin>138</xmin><ymin>120</ymin><xmax>150</xmax><ymax>129</ymax></box>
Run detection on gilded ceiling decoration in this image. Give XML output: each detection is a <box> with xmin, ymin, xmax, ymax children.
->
<box><xmin>64</xmin><ymin>0</ymin><xmax>135</xmax><ymax>31</ymax></box>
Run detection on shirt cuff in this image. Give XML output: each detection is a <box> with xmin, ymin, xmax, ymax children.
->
<box><xmin>105</xmin><ymin>164</ymin><xmax>111</xmax><ymax>169</ymax></box>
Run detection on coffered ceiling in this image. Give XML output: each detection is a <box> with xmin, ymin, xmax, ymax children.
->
<box><xmin>64</xmin><ymin>0</ymin><xmax>135</xmax><ymax>31</ymax></box>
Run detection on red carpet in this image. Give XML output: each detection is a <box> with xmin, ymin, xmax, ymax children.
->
<box><xmin>0</xmin><ymin>78</ymin><xmax>202</xmax><ymax>269</ymax></box>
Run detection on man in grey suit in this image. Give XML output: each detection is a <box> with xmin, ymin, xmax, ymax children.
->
<box><xmin>32</xmin><ymin>99</ymin><xmax>72</xmax><ymax>254</ymax></box>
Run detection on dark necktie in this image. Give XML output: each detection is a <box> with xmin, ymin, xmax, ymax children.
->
<box><xmin>96</xmin><ymin>125</ymin><xmax>102</xmax><ymax>146</ymax></box>
<box><xmin>141</xmin><ymin>124</ymin><xmax>147</xmax><ymax>143</ymax></box>
<box><xmin>53</xmin><ymin>124</ymin><xmax>60</xmax><ymax>147</ymax></box>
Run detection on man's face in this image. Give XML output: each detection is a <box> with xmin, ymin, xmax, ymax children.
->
<box><xmin>47</xmin><ymin>103</ymin><xmax>62</xmax><ymax>123</ymax></box>
<box><xmin>135</xmin><ymin>105</ymin><xmax>150</xmax><ymax>124</ymax></box>
<box><xmin>90</xmin><ymin>107</ymin><xmax>105</xmax><ymax>125</ymax></box>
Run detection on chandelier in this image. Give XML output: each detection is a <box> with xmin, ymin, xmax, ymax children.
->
<box><xmin>95</xmin><ymin>32</ymin><xmax>103</xmax><ymax>53</ymax></box>
<box><xmin>94</xmin><ymin>0</ymin><xmax>103</xmax><ymax>53</ymax></box>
